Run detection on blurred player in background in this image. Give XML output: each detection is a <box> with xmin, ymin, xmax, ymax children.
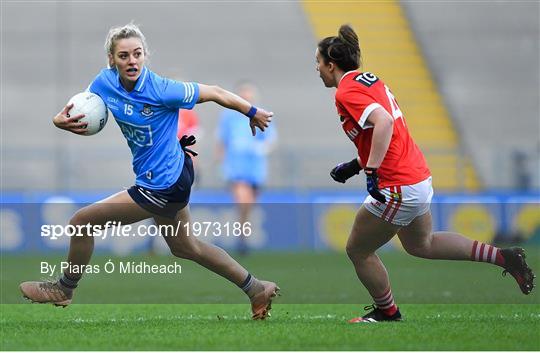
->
<box><xmin>177</xmin><ymin>108</ymin><xmax>202</xmax><ymax>183</ymax></box>
<box><xmin>316</xmin><ymin>24</ymin><xmax>535</xmax><ymax>323</ymax></box>
<box><xmin>216</xmin><ymin>82</ymin><xmax>277</xmax><ymax>255</ymax></box>
<box><xmin>177</xmin><ymin>95</ymin><xmax>204</xmax><ymax>184</ymax></box>
<box><xmin>20</xmin><ymin>23</ymin><xmax>279</xmax><ymax>320</ymax></box>
<box><xmin>147</xmin><ymin>107</ymin><xmax>202</xmax><ymax>256</ymax></box>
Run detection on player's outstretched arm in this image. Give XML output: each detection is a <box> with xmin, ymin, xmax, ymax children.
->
<box><xmin>52</xmin><ymin>103</ymin><xmax>89</xmax><ymax>135</ymax></box>
<box><xmin>197</xmin><ymin>84</ymin><xmax>273</xmax><ymax>136</ymax></box>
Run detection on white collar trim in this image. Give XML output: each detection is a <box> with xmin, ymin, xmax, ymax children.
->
<box><xmin>339</xmin><ymin>70</ymin><xmax>359</xmax><ymax>86</ymax></box>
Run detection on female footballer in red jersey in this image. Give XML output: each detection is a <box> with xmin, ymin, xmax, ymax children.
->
<box><xmin>316</xmin><ymin>25</ymin><xmax>535</xmax><ymax>322</ymax></box>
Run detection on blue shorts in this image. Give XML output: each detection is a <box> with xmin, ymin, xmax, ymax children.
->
<box><xmin>128</xmin><ymin>155</ymin><xmax>194</xmax><ymax>219</ymax></box>
<box><xmin>228</xmin><ymin>179</ymin><xmax>261</xmax><ymax>194</ymax></box>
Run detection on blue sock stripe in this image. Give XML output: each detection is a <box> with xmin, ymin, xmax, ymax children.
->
<box><xmin>240</xmin><ymin>274</ymin><xmax>253</xmax><ymax>291</ymax></box>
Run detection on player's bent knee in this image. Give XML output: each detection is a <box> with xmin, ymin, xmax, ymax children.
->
<box><xmin>169</xmin><ymin>243</ymin><xmax>202</xmax><ymax>260</ymax></box>
<box><xmin>169</xmin><ymin>246</ymin><xmax>187</xmax><ymax>259</ymax></box>
<box><xmin>345</xmin><ymin>243</ymin><xmax>371</xmax><ymax>261</ymax></box>
<box><xmin>345</xmin><ymin>244</ymin><xmax>355</xmax><ymax>258</ymax></box>
<box><xmin>69</xmin><ymin>208</ymin><xmax>93</xmax><ymax>228</ymax></box>
<box><xmin>403</xmin><ymin>244</ymin><xmax>431</xmax><ymax>258</ymax></box>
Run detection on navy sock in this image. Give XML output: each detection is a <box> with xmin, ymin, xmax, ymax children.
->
<box><xmin>59</xmin><ymin>272</ymin><xmax>80</xmax><ymax>289</ymax></box>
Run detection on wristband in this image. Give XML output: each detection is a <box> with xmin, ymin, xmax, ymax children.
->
<box><xmin>246</xmin><ymin>106</ymin><xmax>257</xmax><ymax>119</ymax></box>
<box><xmin>364</xmin><ymin>167</ymin><xmax>377</xmax><ymax>173</ymax></box>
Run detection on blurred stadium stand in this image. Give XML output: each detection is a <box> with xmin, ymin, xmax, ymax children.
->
<box><xmin>1</xmin><ymin>1</ymin><xmax>538</xmax><ymax>191</ymax></box>
<box><xmin>401</xmin><ymin>1</ymin><xmax>539</xmax><ymax>190</ymax></box>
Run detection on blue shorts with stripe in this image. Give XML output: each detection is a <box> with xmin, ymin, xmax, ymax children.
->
<box><xmin>128</xmin><ymin>155</ymin><xmax>194</xmax><ymax>219</ymax></box>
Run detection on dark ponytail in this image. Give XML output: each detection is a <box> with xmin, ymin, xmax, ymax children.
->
<box><xmin>318</xmin><ymin>24</ymin><xmax>361</xmax><ymax>71</ymax></box>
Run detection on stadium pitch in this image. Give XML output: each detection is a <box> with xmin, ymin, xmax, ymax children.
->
<box><xmin>1</xmin><ymin>250</ymin><xmax>539</xmax><ymax>350</ymax></box>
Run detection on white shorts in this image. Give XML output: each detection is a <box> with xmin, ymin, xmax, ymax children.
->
<box><xmin>364</xmin><ymin>176</ymin><xmax>433</xmax><ymax>227</ymax></box>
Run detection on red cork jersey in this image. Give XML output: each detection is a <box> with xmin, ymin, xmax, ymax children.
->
<box><xmin>335</xmin><ymin>71</ymin><xmax>431</xmax><ymax>187</ymax></box>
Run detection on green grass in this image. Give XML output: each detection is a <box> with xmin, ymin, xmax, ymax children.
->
<box><xmin>2</xmin><ymin>250</ymin><xmax>540</xmax><ymax>304</ymax></box>
<box><xmin>1</xmin><ymin>304</ymin><xmax>539</xmax><ymax>350</ymax></box>
<box><xmin>1</xmin><ymin>249</ymin><xmax>539</xmax><ymax>350</ymax></box>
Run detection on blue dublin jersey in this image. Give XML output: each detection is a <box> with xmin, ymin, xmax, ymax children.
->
<box><xmin>88</xmin><ymin>66</ymin><xmax>199</xmax><ymax>189</ymax></box>
<box><xmin>218</xmin><ymin>109</ymin><xmax>276</xmax><ymax>185</ymax></box>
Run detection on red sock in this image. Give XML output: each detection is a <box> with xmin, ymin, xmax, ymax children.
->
<box><xmin>471</xmin><ymin>240</ymin><xmax>505</xmax><ymax>267</ymax></box>
<box><xmin>373</xmin><ymin>287</ymin><xmax>398</xmax><ymax>316</ymax></box>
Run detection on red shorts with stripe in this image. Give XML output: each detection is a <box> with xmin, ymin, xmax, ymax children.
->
<box><xmin>363</xmin><ymin>176</ymin><xmax>433</xmax><ymax>226</ymax></box>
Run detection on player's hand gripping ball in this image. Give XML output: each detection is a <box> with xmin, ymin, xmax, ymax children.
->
<box><xmin>67</xmin><ymin>92</ymin><xmax>108</xmax><ymax>136</ymax></box>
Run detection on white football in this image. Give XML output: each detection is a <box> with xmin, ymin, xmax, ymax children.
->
<box><xmin>67</xmin><ymin>92</ymin><xmax>108</xmax><ymax>136</ymax></box>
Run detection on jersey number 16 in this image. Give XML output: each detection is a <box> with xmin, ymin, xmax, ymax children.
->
<box><xmin>384</xmin><ymin>85</ymin><xmax>403</xmax><ymax>122</ymax></box>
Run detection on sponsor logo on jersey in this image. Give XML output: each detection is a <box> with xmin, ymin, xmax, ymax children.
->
<box><xmin>116</xmin><ymin>119</ymin><xmax>154</xmax><ymax>147</ymax></box>
<box><xmin>107</xmin><ymin>97</ymin><xmax>119</xmax><ymax>111</ymax></box>
<box><xmin>354</xmin><ymin>72</ymin><xmax>379</xmax><ymax>87</ymax></box>
<box><xmin>345</xmin><ymin>127</ymin><xmax>359</xmax><ymax>140</ymax></box>
<box><xmin>342</xmin><ymin>118</ymin><xmax>361</xmax><ymax>141</ymax></box>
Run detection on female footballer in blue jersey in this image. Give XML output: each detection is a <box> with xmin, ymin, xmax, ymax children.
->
<box><xmin>217</xmin><ymin>82</ymin><xmax>277</xmax><ymax>255</ymax></box>
<box><xmin>20</xmin><ymin>23</ymin><xmax>279</xmax><ymax>320</ymax></box>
